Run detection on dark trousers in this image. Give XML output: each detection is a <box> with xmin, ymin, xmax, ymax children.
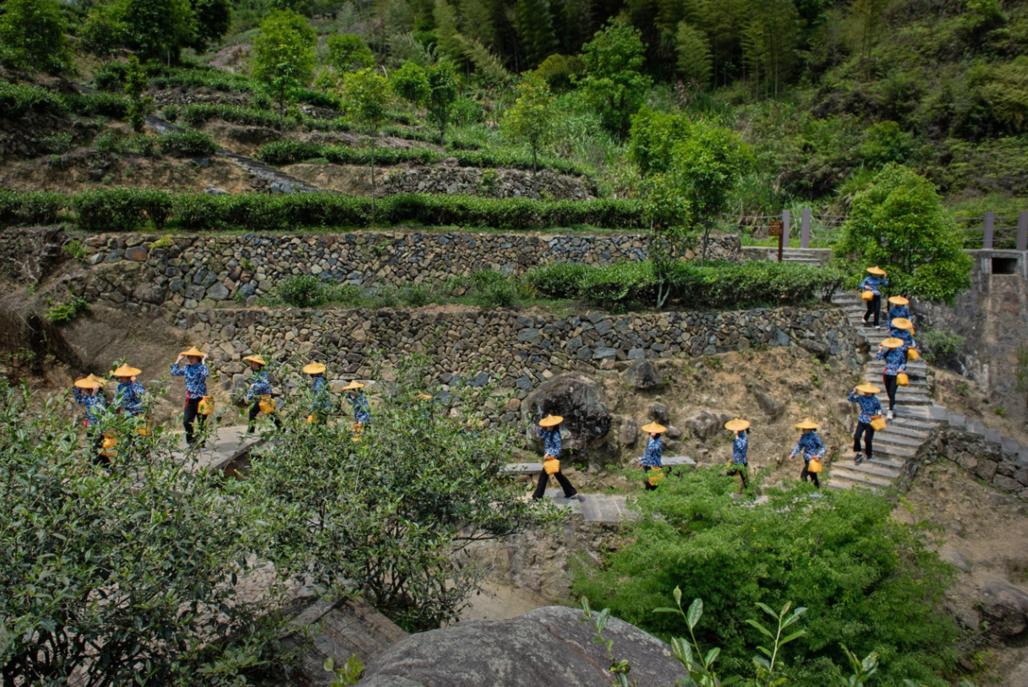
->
<box><xmin>863</xmin><ymin>295</ymin><xmax>881</xmax><ymax>326</ymax></box>
<box><xmin>801</xmin><ymin>462</ymin><xmax>820</xmax><ymax>489</ymax></box>
<box><xmin>853</xmin><ymin>422</ymin><xmax>875</xmax><ymax>457</ymax></box>
<box><xmin>533</xmin><ymin>469</ymin><xmax>577</xmax><ymax>499</ymax></box>
<box><xmin>248</xmin><ymin>400</ymin><xmax>281</xmax><ymax>431</ymax></box>
<box><xmin>882</xmin><ymin>373</ymin><xmax>898</xmax><ymax>410</ymax></box>
<box><xmin>183</xmin><ymin>397</ymin><xmax>206</xmax><ymax>445</ymax></box>
<box><xmin>726</xmin><ymin>463</ymin><xmax>748</xmax><ymax>490</ymax></box>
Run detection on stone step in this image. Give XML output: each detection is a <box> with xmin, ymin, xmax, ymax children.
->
<box><xmin>871</xmin><ymin>442</ymin><xmax>919</xmax><ymax>460</ymax></box>
<box><xmin>826</xmin><ymin>475</ymin><xmax>879</xmax><ymax>491</ymax></box>
<box><xmin>868</xmin><ymin>430</ymin><xmax>925</xmax><ymax>447</ymax></box>
<box><xmin>886</xmin><ymin>417</ymin><xmax>938</xmax><ymax>433</ymax></box>
<box><xmin>834</xmin><ymin>458</ymin><xmax>903</xmax><ymax>479</ymax></box>
<box><xmin>829</xmin><ymin>465</ymin><xmax>895</xmax><ymax>488</ymax></box>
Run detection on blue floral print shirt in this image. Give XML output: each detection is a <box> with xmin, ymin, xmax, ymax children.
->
<box><xmin>539</xmin><ymin>426</ymin><xmax>561</xmax><ymax>458</ymax></box>
<box><xmin>641</xmin><ymin>435</ymin><xmax>664</xmax><ymax>467</ymax></box>
<box><xmin>790</xmin><ymin>431</ymin><xmax>826</xmax><ymax>461</ymax></box>
<box><xmin>170</xmin><ymin>362</ymin><xmax>208</xmax><ymax>399</ymax></box>
<box><xmin>848</xmin><ymin>390</ymin><xmax>883</xmax><ymax>424</ymax></box>
<box><xmin>114</xmin><ymin>381</ymin><xmax>145</xmax><ymax>416</ymax></box>
<box><xmin>733</xmin><ymin>432</ymin><xmax>749</xmax><ymax>465</ymax></box>
<box><xmin>860</xmin><ymin>275</ymin><xmax>888</xmax><ymax>296</ymax></box>
<box><xmin>245</xmin><ymin>370</ymin><xmax>272</xmax><ymax>402</ymax></box>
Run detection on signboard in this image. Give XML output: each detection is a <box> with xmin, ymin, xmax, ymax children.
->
<box><xmin>768</xmin><ymin>220</ymin><xmax>783</xmax><ymax>237</ymax></box>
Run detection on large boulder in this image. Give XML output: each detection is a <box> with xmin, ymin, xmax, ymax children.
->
<box><xmin>522</xmin><ymin>374</ymin><xmax>611</xmax><ymax>451</ymax></box>
<box><xmin>683</xmin><ymin>410</ymin><xmax>732</xmax><ymax>441</ymax></box>
<box><xmin>355</xmin><ymin>605</ymin><xmax>687</xmax><ymax>687</ymax></box>
<box><xmin>980</xmin><ymin>578</ymin><xmax>1028</xmax><ymax>640</ymax></box>
<box><xmin>624</xmin><ymin>359</ymin><xmax>664</xmax><ymax>390</ymax></box>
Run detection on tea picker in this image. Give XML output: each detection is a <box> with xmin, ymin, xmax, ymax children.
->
<box><xmin>859</xmin><ymin>266</ymin><xmax>888</xmax><ymax>329</ymax></box>
<box><xmin>244</xmin><ymin>355</ymin><xmax>281</xmax><ymax>433</ymax></box>
<box><xmin>639</xmin><ymin>421</ymin><xmax>667</xmax><ymax>490</ymax></box>
<box><xmin>342</xmin><ymin>381</ymin><xmax>370</xmax><ymax>441</ymax></box>
<box><xmin>848</xmin><ymin>384</ymin><xmax>884</xmax><ymax>464</ymax></box>
<box><xmin>302</xmin><ymin>362</ymin><xmax>333</xmax><ymax>425</ymax></box>
<box><xmin>876</xmin><ymin>337</ymin><xmax>907</xmax><ymax>420</ymax></box>
<box><xmin>724</xmin><ymin>418</ymin><xmax>750</xmax><ymax>493</ymax></box>
<box><xmin>171</xmin><ymin>346</ymin><xmax>210</xmax><ymax>446</ymax></box>
<box><xmin>531</xmin><ymin>414</ymin><xmax>581</xmax><ymax>501</ymax></box>
<box><xmin>788</xmin><ymin>418</ymin><xmax>825</xmax><ymax>489</ymax></box>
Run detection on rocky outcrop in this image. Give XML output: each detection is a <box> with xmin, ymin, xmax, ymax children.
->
<box><xmin>912</xmin><ymin>426</ymin><xmax>1028</xmax><ymax>500</ymax></box>
<box><xmin>522</xmin><ymin>374</ymin><xmax>612</xmax><ymax>452</ymax></box>
<box><xmin>355</xmin><ymin>605</ymin><xmax>686</xmax><ymax>687</ymax></box>
<box><xmin>624</xmin><ymin>359</ymin><xmax>663</xmax><ymax>390</ymax></box>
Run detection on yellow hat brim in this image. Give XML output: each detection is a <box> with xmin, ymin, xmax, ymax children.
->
<box><xmin>112</xmin><ymin>365</ymin><xmax>141</xmax><ymax>377</ymax></box>
<box><xmin>74</xmin><ymin>377</ymin><xmax>100</xmax><ymax>390</ymax></box>
<box><xmin>866</xmin><ymin>266</ymin><xmax>886</xmax><ymax>276</ymax></box>
<box><xmin>641</xmin><ymin>422</ymin><xmax>668</xmax><ymax>434</ymax></box>
<box><xmin>725</xmin><ymin>418</ymin><xmax>750</xmax><ymax>432</ymax></box>
<box><xmin>880</xmin><ymin>337</ymin><xmax>905</xmax><ymax>349</ymax></box>
<box><xmin>180</xmin><ymin>347</ymin><xmax>205</xmax><ymax>357</ymax></box>
<box><xmin>856</xmin><ymin>384</ymin><xmax>880</xmax><ymax>395</ymax></box>
<box><xmin>891</xmin><ymin>318</ymin><xmax>913</xmax><ymax>331</ymax></box>
<box><xmin>302</xmin><ymin>363</ymin><xmax>326</xmax><ymax>375</ymax></box>
<box><xmin>538</xmin><ymin>414</ymin><xmax>564</xmax><ymax>428</ymax></box>
<box><xmin>342</xmin><ymin>381</ymin><xmax>365</xmax><ymax>391</ymax></box>
<box><xmin>888</xmin><ymin>296</ymin><xmax>909</xmax><ymax>305</ymax></box>
<box><xmin>243</xmin><ymin>355</ymin><xmax>266</xmax><ymax>366</ymax></box>
<box><xmin>794</xmin><ymin>419</ymin><xmax>819</xmax><ymax>431</ymax></box>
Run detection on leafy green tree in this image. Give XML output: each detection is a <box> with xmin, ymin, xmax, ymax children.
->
<box><xmin>674</xmin><ymin>20</ymin><xmax>712</xmax><ymax>88</ymax></box>
<box><xmin>340</xmin><ymin>68</ymin><xmax>391</xmax><ymax>200</ymax></box>
<box><xmin>123</xmin><ymin>56</ymin><xmax>153</xmax><ymax>132</ymax></box>
<box><xmin>189</xmin><ymin>0</ymin><xmax>231</xmax><ymax>51</ymax></box>
<box><xmin>858</xmin><ymin>120</ymin><xmax>915</xmax><ymax>167</ymax></box>
<box><xmin>236</xmin><ymin>357</ymin><xmax>550</xmax><ymax>631</ymax></box>
<box><xmin>432</xmin><ymin>0</ymin><xmax>463</xmax><ymax>62</ymax></box>
<box><xmin>836</xmin><ymin>163</ymin><xmax>972</xmax><ymax>302</ymax></box>
<box><xmin>0</xmin><ymin>383</ymin><xmax>277</xmax><ymax>685</ymax></box>
<box><xmin>458</xmin><ymin>0</ymin><xmax>496</xmax><ymax>47</ymax></box>
<box><xmin>850</xmin><ymin>0</ymin><xmax>889</xmax><ymax>73</ymax></box>
<box><xmin>251</xmin><ymin>9</ymin><xmax>316</xmax><ymax>110</ymax></box>
<box><xmin>501</xmin><ymin>74</ymin><xmax>556</xmax><ymax>171</ymax></box>
<box><xmin>574</xmin><ymin>468</ymin><xmax>959</xmax><ymax>685</ymax></box>
<box><xmin>84</xmin><ymin>0</ymin><xmax>198</xmax><ymax>64</ymax></box>
<box><xmin>391</xmin><ymin>60</ymin><xmax>432</xmax><ymax>106</ymax></box>
<box><xmin>0</xmin><ymin>0</ymin><xmax>70</xmax><ymax>74</ymax></box>
<box><xmin>326</xmin><ymin>33</ymin><xmax>375</xmax><ymax>73</ymax></box>
<box><xmin>742</xmin><ymin>0</ymin><xmax>800</xmax><ymax>97</ymax></box>
<box><xmin>628</xmin><ymin>107</ymin><xmax>692</xmax><ymax>176</ymax></box>
<box><xmin>426</xmin><ymin>59</ymin><xmax>460</xmax><ymax>143</ymax></box>
<box><xmin>578</xmin><ymin>17</ymin><xmax>652</xmax><ymax>138</ymax></box>
<box><xmin>514</xmin><ymin>0</ymin><xmax>559</xmax><ymax>68</ymax></box>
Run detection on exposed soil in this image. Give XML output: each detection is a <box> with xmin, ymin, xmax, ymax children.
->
<box><xmin>933</xmin><ymin>367</ymin><xmax>1028</xmax><ymax>445</ymax></box>
<box><xmin>282</xmin><ymin>161</ymin><xmax>380</xmax><ymax>195</ymax></box>
<box><xmin>895</xmin><ymin>459</ymin><xmax>1028</xmax><ymax>685</ymax></box>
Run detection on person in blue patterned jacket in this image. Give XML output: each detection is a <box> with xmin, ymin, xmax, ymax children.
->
<box><xmin>724</xmin><ymin>418</ymin><xmax>750</xmax><ymax>493</ymax></box>
<box><xmin>876</xmin><ymin>337</ymin><xmax>907</xmax><ymax>419</ymax></box>
<box><xmin>789</xmin><ymin>419</ymin><xmax>825</xmax><ymax>489</ymax></box>
<box><xmin>73</xmin><ymin>376</ymin><xmax>107</xmax><ymax>428</ymax></box>
<box><xmin>343</xmin><ymin>381</ymin><xmax>371</xmax><ymax>440</ymax></box>
<box><xmin>532</xmin><ymin>414</ymin><xmax>580</xmax><ymax>501</ymax></box>
<box><xmin>170</xmin><ymin>346</ymin><xmax>209</xmax><ymax>446</ymax></box>
<box><xmin>303</xmin><ymin>363</ymin><xmax>333</xmax><ymax>424</ymax></box>
<box><xmin>890</xmin><ymin>317</ymin><xmax>917</xmax><ymax>352</ymax></box>
<box><xmin>639</xmin><ymin>421</ymin><xmax>667</xmax><ymax>490</ymax></box>
<box><xmin>848</xmin><ymin>383</ymin><xmax>883</xmax><ymax>464</ymax></box>
<box><xmin>886</xmin><ymin>295</ymin><xmax>911</xmax><ymax>329</ymax></box>
<box><xmin>112</xmin><ymin>364</ymin><xmax>145</xmax><ymax>417</ymax></box>
<box><xmin>859</xmin><ymin>266</ymin><xmax>888</xmax><ymax>328</ymax></box>
<box><xmin>244</xmin><ymin>355</ymin><xmax>281</xmax><ymax>433</ymax></box>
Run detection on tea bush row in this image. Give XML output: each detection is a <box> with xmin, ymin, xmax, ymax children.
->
<box><xmin>0</xmin><ymin>189</ymin><xmax>645</xmax><ymax>232</ymax></box>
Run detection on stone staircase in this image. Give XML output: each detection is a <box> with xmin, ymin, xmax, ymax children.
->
<box><xmin>742</xmin><ymin>247</ymin><xmax>832</xmax><ymax>265</ymax></box>
<box><xmin>827</xmin><ymin>292</ymin><xmax>942</xmax><ymax>491</ymax></box>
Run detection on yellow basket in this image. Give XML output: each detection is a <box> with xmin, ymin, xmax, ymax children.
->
<box><xmin>861</xmin><ymin>290</ymin><xmax>874</xmax><ymax>301</ymax></box>
<box><xmin>258</xmin><ymin>395</ymin><xmax>275</xmax><ymax>414</ymax></box>
<box><xmin>543</xmin><ymin>457</ymin><xmax>560</xmax><ymax>475</ymax></box>
<box><xmin>897</xmin><ymin>372</ymin><xmax>909</xmax><ymax>386</ymax></box>
<box><xmin>808</xmin><ymin>458</ymin><xmax>823</xmax><ymax>474</ymax></box>
<box><xmin>100</xmin><ymin>433</ymin><xmax>118</xmax><ymax>458</ymax></box>
<box><xmin>306</xmin><ymin>413</ymin><xmax>317</xmax><ymax>425</ymax></box>
<box><xmin>137</xmin><ymin>422</ymin><xmax>151</xmax><ymax>437</ymax></box>
<box><xmin>647</xmin><ymin>468</ymin><xmax>666</xmax><ymax>486</ymax></box>
<box><xmin>906</xmin><ymin>348</ymin><xmax>920</xmax><ymax>361</ymax></box>
<box><xmin>870</xmin><ymin>416</ymin><xmax>887</xmax><ymax>431</ymax></box>
<box><xmin>197</xmin><ymin>396</ymin><xmax>214</xmax><ymax>416</ymax></box>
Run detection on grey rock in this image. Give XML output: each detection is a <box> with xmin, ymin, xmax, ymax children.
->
<box><xmin>124</xmin><ymin>245</ymin><xmax>149</xmax><ymax>262</ymax></box>
<box><xmin>356</xmin><ymin>606</ymin><xmax>686</xmax><ymax>687</ymax></box>
<box><xmin>753</xmin><ymin>388</ymin><xmax>785</xmax><ymax>420</ymax></box>
<box><xmin>206</xmin><ymin>283</ymin><xmax>230</xmax><ymax>300</ymax></box>
<box><xmin>625</xmin><ymin>359</ymin><xmax>663</xmax><ymax>390</ymax></box>
<box><xmin>592</xmin><ymin>347</ymin><xmax>616</xmax><ymax>360</ymax></box>
<box><xmin>522</xmin><ymin>374</ymin><xmax>611</xmax><ymax>450</ymax></box>
<box><xmin>620</xmin><ymin>418</ymin><xmax>639</xmax><ymax>450</ymax></box>
<box><xmin>684</xmin><ymin>410</ymin><xmax>731</xmax><ymax>441</ymax></box>
<box><xmin>979</xmin><ymin>579</ymin><xmax>1028</xmax><ymax>639</ymax></box>
<box><xmin>649</xmin><ymin>402</ymin><xmax>669</xmax><ymax>424</ymax></box>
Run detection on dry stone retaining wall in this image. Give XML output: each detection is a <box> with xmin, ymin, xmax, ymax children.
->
<box><xmin>73</xmin><ymin>231</ymin><xmax>739</xmax><ymax>311</ymax></box>
<box><xmin>182</xmin><ymin>305</ymin><xmax>857</xmax><ymax>413</ymax></box>
<box><xmin>910</xmin><ymin>426</ymin><xmax>1028</xmax><ymax>500</ymax></box>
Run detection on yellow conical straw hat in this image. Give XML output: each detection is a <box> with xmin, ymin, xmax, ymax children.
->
<box><xmin>74</xmin><ymin>376</ymin><xmax>100</xmax><ymax>390</ymax></box>
<box><xmin>880</xmin><ymin>337</ymin><xmax>904</xmax><ymax>349</ymax></box>
<box><xmin>641</xmin><ymin>421</ymin><xmax>668</xmax><ymax>434</ymax></box>
<box><xmin>856</xmin><ymin>383</ymin><xmax>880</xmax><ymax>395</ymax></box>
<box><xmin>302</xmin><ymin>362</ymin><xmax>326</xmax><ymax>375</ymax></box>
<box><xmin>887</xmin><ymin>296</ymin><xmax>909</xmax><ymax>306</ymax></box>
<box><xmin>866</xmin><ymin>266</ymin><xmax>886</xmax><ymax>276</ymax></box>
<box><xmin>112</xmin><ymin>364</ymin><xmax>141</xmax><ymax>378</ymax></box>
<box><xmin>538</xmin><ymin>414</ymin><xmax>563</xmax><ymax>428</ymax></box>
<box><xmin>243</xmin><ymin>355</ymin><xmax>266</xmax><ymax>366</ymax></box>
<box><xmin>724</xmin><ymin>418</ymin><xmax>750</xmax><ymax>432</ymax></box>
<box><xmin>341</xmin><ymin>381</ymin><xmax>365</xmax><ymax>391</ymax></box>
<box><xmin>794</xmin><ymin>418</ymin><xmax>818</xmax><ymax>431</ymax></box>
<box><xmin>180</xmin><ymin>346</ymin><xmax>205</xmax><ymax>357</ymax></box>
<box><xmin>891</xmin><ymin>317</ymin><xmax>913</xmax><ymax>331</ymax></box>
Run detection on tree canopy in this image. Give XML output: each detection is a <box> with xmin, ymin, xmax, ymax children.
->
<box><xmin>250</xmin><ymin>9</ymin><xmax>316</xmax><ymax>109</ymax></box>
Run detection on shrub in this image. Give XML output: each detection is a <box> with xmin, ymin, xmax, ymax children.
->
<box><xmin>44</xmin><ymin>295</ymin><xmax>89</xmax><ymax>324</ymax></box>
<box><xmin>158</xmin><ymin>130</ymin><xmax>217</xmax><ymax>157</ymax></box>
<box><xmin>0</xmin><ymin>191</ymin><xmax>63</xmax><ymax>226</ymax></box>
<box><xmin>523</xmin><ymin>262</ymin><xmax>592</xmax><ymax>299</ymax></box>
<box><xmin>467</xmin><ymin>270</ymin><xmax>519</xmax><ymax>308</ymax></box>
<box><xmin>65</xmin><ymin>91</ymin><xmax>131</xmax><ymax>118</ymax></box>
<box><xmin>73</xmin><ymin>188</ymin><xmax>172</xmax><ymax>232</ymax></box>
<box><xmin>920</xmin><ymin>328</ymin><xmax>965</xmax><ymax>369</ymax></box>
<box><xmin>277</xmin><ymin>274</ymin><xmax>326</xmax><ymax>307</ymax></box>
<box><xmin>326</xmin><ymin>33</ymin><xmax>375</xmax><ymax>73</ymax></box>
<box><xmin>94</xmin><ymin>60</ymin><xmax>130</xmax><ymax>91</ymax></box>
<box><xmin>178</xmin><ymin>102</ymin><xmax>288</xmax><ymax>128</ymax></box>
<box><xmin>0</xmin><ymin>80</ymin><xmax>67</xmax><ymax>118</ymax></box>
<box><xmin>573</xmin><ymin>469</ymin><xmax>958</xmax><ymax>684</ymax></box>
